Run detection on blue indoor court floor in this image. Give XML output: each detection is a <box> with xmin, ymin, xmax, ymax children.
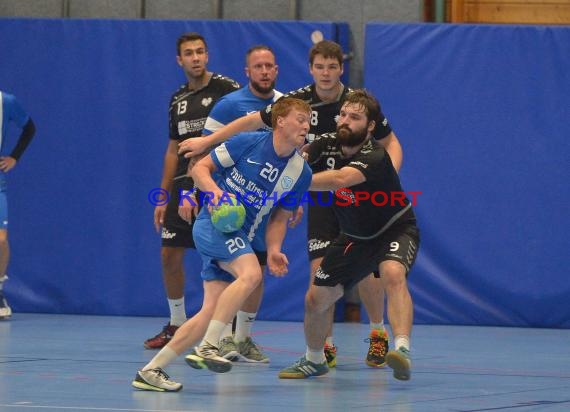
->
<box><xmin>1</xmin><ymin>313</ymin><xmax>569</xmax><ymax>412</ymax></box>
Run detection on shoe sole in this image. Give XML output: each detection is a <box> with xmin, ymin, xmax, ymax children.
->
<box><xmin>143</xmin><ymin>343</ymin><xmax>166</xmax><ymax>350</ymax></box>
<box><xmin>365</xmin><ymin>359</ymin><xmax>387</xmax><ymax>368</ymax></box>
<box><xmin>131</xmin><ymin>379</ymin><xmax>182</xmax><ymax>392</ymax></box>
<box><xmin>386</xmin><ymin>352</ymin><xmax>411</xmax><ymax>381</ymax></box>
<box><xmin>234</xmin><ymin>353</ymin><xmax>270</xmax><ymax>363</ymax></box>
<box><xmin>278</xmin><ymin>369</ymin><xmax>329</xmax><ymax>379</ymax></box>
<box><xmin>185</xmin><ymin>354</ymin><xmax>232</xmax><ymax>373</ymax></box>
<box><xmin>221</xmin><ymin>350</ymin><xmax>240</xmax><ymax>361</ymax></box>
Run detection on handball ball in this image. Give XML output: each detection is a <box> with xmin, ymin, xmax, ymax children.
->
<box><xmin>211</xmin><ymin>200</ymin><xmax>246</xmax><ymax>233</ymax></box>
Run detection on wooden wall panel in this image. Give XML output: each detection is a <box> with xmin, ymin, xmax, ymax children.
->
<box><xmin>448</xmin><ymin>0</ymin><xmax>570</xmax><ymax>24</ymax></box>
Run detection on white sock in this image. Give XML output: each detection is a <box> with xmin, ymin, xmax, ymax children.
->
<box><xmin>0</xmin><ymin>275</ymin><xmax>7</xmax><ymax>291</ymax></box>
<box><xmin>234</xmin><ymin>310</ymin><xmax>256</xmax><ymax>343</ymax></box>
<box><xmin>142</xmin><ymin>346</ymin><xmax>178</xmax><ymax>371</ymax></box>
<box><xmin>168</xmin><ymin>298</ymin><xmax>186</xmax><ymax>326</ymax></box>
<box><xmin>220</xmin><ymin>322</ymin><xmax>234</xmax><ymax>340</ymax></box>
<box><xmin>394</xmin><ymin>335</ymin><xmax>410</xmax><ymax>351</ymax></box>
<box><xmin>306</xmin><ymin>347</ymin><xmax>326</xmax><ymax>364</ymax></box>
<box><xmin>325</xmin><ymin>336</ymin><xmax>334</xmax><ymax>346</ymax></box>
<box><xmin>200</xmin><ymin>320</ymin><xmax>226</xmax><ymax>348</ymax></box>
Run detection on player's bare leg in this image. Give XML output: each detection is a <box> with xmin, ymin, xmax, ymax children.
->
<box><xmin>359</xmin><ymin>275</ymin><xmax>389</xmax><ymax>367</ymax></box>
<box><xmin>382</xmin><ymin>260</ymin><xmax>413</xmax><ymax>380</ymax></box>
<box><xmin>310</xmin><ymin>256</ymin><xmax>336</xmax><ymax>367</ymax></box>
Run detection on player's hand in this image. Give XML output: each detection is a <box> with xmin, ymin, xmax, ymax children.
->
<box><xmin>154</xmin><ymin>205</ymin><xmax>167</xmax><ymax>233</ymax></box>
<box><xmin>288</xmin><ymin>205</ymin><xmax>304</xmax><ymax>228</ymax></box>
<box><xmin>0</xmin><ymin>156</ymin><xmax>17</xmax><ymax>172</ymax></box>
<box><xmin>178</xmin><ymin>137</ymin><xmax>209</xmax><ymax>158</ymax></box>
<box><xmin>268</xmin><ymin>252</ymin><xmax>289</xmax><ymax>277</ymax></box>
<box><xmin>178</xmin><ymin>193</ymin><xmax>199</xmax><ymax>223</ymax></box>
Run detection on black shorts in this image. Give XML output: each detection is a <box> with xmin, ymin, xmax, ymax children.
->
<box><xmin>307</xmin><ymin>192</ymin><xmax>339</xmax><ymax>261</ymax></box>
<box><xmin>161</xmin><ymin>179</ymin><xmax>196</xmax><ymax>248</ymax></box>
<box><xmin>314</xmin><ymin>221</ymin><xmax>420</xmax><ymax>290</ymax></box>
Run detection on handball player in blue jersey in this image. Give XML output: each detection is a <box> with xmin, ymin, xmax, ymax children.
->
<box><xmin>178</xmin><ymin>45</ymin><xmax>283</xmax><ymax>363</ymax></box>
<box><xmin>132</xmin><ymin>97</ymin><xmax>312</xmax><ymax>391</ymax></box>
<box><xmin>0</xmin><ymin>91</ymin><xmax>36</xmax><ymax>320</ymax></box>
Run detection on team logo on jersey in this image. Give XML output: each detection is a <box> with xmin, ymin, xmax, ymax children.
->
<box><xmin>281</xmin><ymin>176</ymin><xmax>293</xmax><ymax>190</ymax></box>
<box><xmin>201</xmin><ymin>97</ymin><xmax>213</xmax><ymax>107</ymax></box>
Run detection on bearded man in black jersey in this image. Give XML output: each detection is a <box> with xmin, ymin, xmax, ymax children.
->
<box><xmin>144</xmin><ymin>32</ymin><xmax>240</xmax><ymax>350</ymax></box>
<box><xmin>279</xmin><ymin>89</ymin><xmax>420</xmax><ymax>381</ymax></box>
<box><xmin>178</xmin><ymin>40</ymin><xmax>400</xmax><ymax>369</ymax></box>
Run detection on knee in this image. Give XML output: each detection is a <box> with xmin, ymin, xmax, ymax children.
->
<box><xmin>380</xmin><ymin>261</ymin><xmax>407</xmax><ymax>290</ymax></box>
<box><xmin>240</xmin><ymin>268</ymin><xmax>262</xmax><ymax>290</ymax></box>
<box><xmin>305</xmin><ymin>287</ymin><xmax>334</xmax><ymax>314</ymax></box>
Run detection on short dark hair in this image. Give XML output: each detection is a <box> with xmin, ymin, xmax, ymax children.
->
<box><xmin>176</xmin><ymin>32</ymin><xmax>207</xmax><ymax>56</ymax></box>
<box><xmin>309</xmin><ymin>40</ymin><xmax>343</xmax><ymax>66</ymax></box>
<box><xmin>343</xmin><ymin>89</ymin><xmax>380</xmax><ymax>124</ymax></box>
<box><xmin>245</xmin><ymin>45</ymin><xmax>275</xmax><ymax>65</ymax></box>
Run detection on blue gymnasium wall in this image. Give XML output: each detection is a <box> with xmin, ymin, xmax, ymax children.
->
<box><xmin>365</xmin><ymin>24</ymin><xmax>570</xmax><ymax>328</ymax></box>
<box><xmin>0</xmin><ymin>18</ymin><xmax>348</xmax><ymax>319</ymax></box>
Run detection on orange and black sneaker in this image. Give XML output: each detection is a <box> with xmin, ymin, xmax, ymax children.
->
<box><xmin>143</xmin><ymin>323</ymin><xmax>179</xmax><ymax>349</ymax></box>
<box><xmin>324</xmin><ymin>343</ymin><xmax>337</xmax><ymax>368</ymax></box>
<box><xmin>365</xmin><ymin>329</ymin><xmax>389</xmax><ymax>367</ymax></box>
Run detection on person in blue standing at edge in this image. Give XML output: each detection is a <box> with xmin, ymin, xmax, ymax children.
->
<box><xmin>0</xmin><ymin>90</ymin><xmax>36</xmax><ymax>319</ymax></box>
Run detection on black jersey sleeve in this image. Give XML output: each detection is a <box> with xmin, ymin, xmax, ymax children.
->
<box><xmin>259</xmin><ymin>103</ymin><xmax>273</xmax><ymax>128</ymax></box>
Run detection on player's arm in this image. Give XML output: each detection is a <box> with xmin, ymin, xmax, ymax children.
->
<box><xmin>309</xmin><ymin>166</ymin><xmax>366</xmax><ymax>191</ymax></box>
<box><xmin>153</xmin><ymin>140</ymin><xmax>179</xmax><ymax>232</ymax></box>
<box><xmin>192</xmin><ymin>154</ymin><xmax>224</xmax><ymax>205</ymax></box>
<box><xmin>0</xmin><ymin>118</ymin><xmax>36</xmax><ymax>173</ymax></box>
<box><xmin>265</xmin><ymin>207</ymin><xmax>292</xmax><ymax>277</ymax></box>
<box><xmin>377</xmin><ymin>131</ymin><xmax>403</xmax><ymax>172</ymax></box>
<box><xmin>178</xmin><ymin>111</ymin><xmax>264</xmax><ymax>157</ymax></box>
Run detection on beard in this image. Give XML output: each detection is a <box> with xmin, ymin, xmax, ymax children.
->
<box><xmin>336</xmin><ymin>124</ymin><xmax>368</xmax><ymax>147</ymax></box>
<box><xmin>250</xmin><ymin>79</ymin><xmax>275</xmax><ymax>95</ymax></box>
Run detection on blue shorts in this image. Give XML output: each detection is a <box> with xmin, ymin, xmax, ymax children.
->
<box><xmin>192</xmin><ymin>215</ymin><xmax>256</xmax><ymax>283</ymax></box>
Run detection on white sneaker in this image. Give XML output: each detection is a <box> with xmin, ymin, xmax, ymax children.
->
<box><xmin>0</xmin><ymin>293</ymin><xmax>11</xmax><ymax>320</ymax></box>
<box><xmin>185</xmin><ymin>342</ymin><xmax>232</xmax><ymax>373</ymax></box>
<box><xmin>237</xmin><ymin>337</ymin><xmax>269</xmax><ymax>363</ymax></box>
<box><xmin>132</xmin><ymin>368</ymin><xmax>182</xmax><ymax>392</ymax></box>
<box><xmin>219</xmin><ymin>336</ymin><xmax>239</xmax><ymax>360</ymax></box>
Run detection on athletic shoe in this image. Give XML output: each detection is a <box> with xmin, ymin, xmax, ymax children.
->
<box><xmin>0</xmin><ymin>292</ymin><xmax>11</xmax><ymax>320</ymax></box>
<box><xmin>237</xmin><ymin>337</ymin><xmax>269</xmax><ymax>363</ymax></box>
<box><xmin>386</xmin><ymin>347</ymin><xmax>412</xmax><ymax>381</ymax></box>
<box><xmin>219</xmin><ymin>336</ymin><xmax>239</xmax><ymax>361</ymax></box>
<box><xmin>324</xmin><ymin>343</ymin><xmax>337</xmax><ymax>368</ymax></box>
<box><xmin>278</xmin><ymin>356</ymin><xmax>329</xmax><ymax>379</ymax></box>
<box><xmin>131</xmin><ymin>368</ymin><xmax>182</xmax><ymax>392</ymax></box>
<box><xmin>185</xmin><ymin>342</ymin><xmax>232</xmax><ymax>373</ymax></box>
<box><xmin>143</xmin><ymin>323</ymin><xmax>179</xmax><ymax>349</ymax></box>
<box><xmin>365</xmin><ymin>329</ymin><xmax>389</xmax><ymax>367</ymax></box>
